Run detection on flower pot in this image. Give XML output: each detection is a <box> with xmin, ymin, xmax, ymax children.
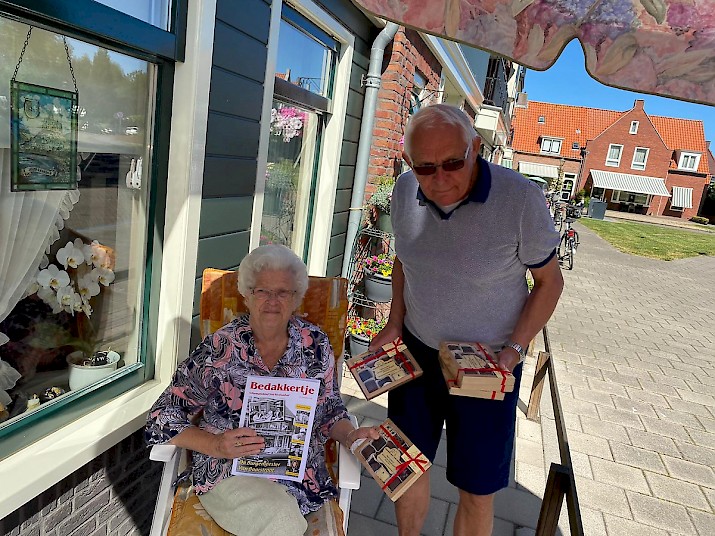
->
<box><xmin>67</xmin><ymin>350</ymin><xmax>121</xmax><ymax>390</ymax></box>
<box><xmin>376</xmin><ymin>209</ymin><xmax>392</xmax><ymax>234</ymax></box>
<box><xmin>363</xmin><ymin>269</ymin><xmax>392</xmax><ymax>303</ymax></box>
<box><xmin>349</xmin><ymin>333</ymin><xmax>370</xmax><ymax>356</ymax></box>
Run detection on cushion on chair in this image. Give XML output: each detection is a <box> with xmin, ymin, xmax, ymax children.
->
<box><xmin>200</xmin><ymin>269</ymin><xmax>349</xmax><ymax>357</ymax></box>
<box><xmin>166</xmin><ymin>483</ymin><xmax>345</xmax><ymax>536</ymax></box>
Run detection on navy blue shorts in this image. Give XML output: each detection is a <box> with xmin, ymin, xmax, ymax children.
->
<box><xmin>387</xmin><ymin>327</ymin><xmax>523</xmax><ymax>496</ymax></box>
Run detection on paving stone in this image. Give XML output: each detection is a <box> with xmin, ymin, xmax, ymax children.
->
<box><xmin>676</xmin><ymin>388</ymin><xmax>715</xmax><ymax>406</ymax></box>
<box><xmin>640</xmin><ymin>415</ymin><xmax>691</xmax><ymax>441</ymax></box>
<box><xmin>603</xmin><ymin>514</ymin><xmax>670</xmax><ymax>536</ymax></box>
<box><xmin>350</xmin><ymin>475</ymin><xmax>386</xmax><ymax>517</ymax></box>
<box><xmin>587</xmin><ymin>377</ymin><xmax>629</xmax><ymax>397</ymax></box>
<box><xmin>602</xmin><ymin>369</ymin><xmax>642</xmax><ymax>388</ymax></box>
<box><xmin>571</xmin><ymin>385</ymin><xmax>615</xmax><ymax>408</ymax></box>
<box><xmin>637</xmin><ymin>380</ymin><xmax>680</xmax><ymax>397</ymax></box>
<box><xmin>515</xmin><ymin>438</ymin><xmax>545</xmax><ymax>469</ymax></box>
<box><xmin>517</xmin><ymin>418</ymin><xmax>543</xmax><ymax>444</ymax></box>
<box><xmin>515</xmin><ymin>462</ymin><xmax>546</xmax><ymax>496</ymax></box>
<box><xmin>654</xmin><ymin>407</ymin><xmax>706</xmax><ymax>430</ymax></box>
<box><xmin>552</xmin><ymin>369</ymin><xmax>590</xmax><ymax>388</ymax></box>
<box><xmin>610</xmin><ymin>442</ymin><xmax>667</xmax><ymax>474</ymax></box>
<box><xmin>597</xmin><ymin>405</ymin><xmax>645</xmax><ymax>430</ymax></box>
<box><xmin>688</xmin><ymin>429</ymin><xmax>715</xmax><ymax>449</ymax></box>
<box><xmin>565</xmin><ymin>362</ymin><xmax>606</xmax><ymax>379</ymax></box>
<box><xmin>494</xmin><ymin>487</ymin><xmax>541</xmax><ymax>530</ymax></box>
<box><xmin>696</xmin><ymin>415</ymin><xmax>715</xmax><ymax>433</ymax></box>
<box><xmin>346</xmin><ymin>512</ymin><xmax>397</xmax><ymax>536</ymax></box>
<box><xmin>376</xmin><ymin>495</ymin><xmax>449</xmax><ymax>536</ymax></box>
<box><xmin>661</xmin><ymin>455</ymin><xmax>715</xmax><ymax>487</ymax></box>
<box><xmin>627</xmin><ymin>428</ymin><xmax>681</xmax><ymax>457</ymax></box>
<box><xmin>658</xmin><ymin>367</ymin><xmax>700</xmax><ymax>382</ymax></box>
<box><xmin>579</xmin><ymin>415</ymin><xmax>631</xmax><ymax>443</ymax></box>
<box><xmin>665</xmin><ymin>396</ymin><xmax>713</xmax><ymax>418</ymax></box>
<box><xmin>685</xmin><ymin>381</ymin><xmax>715</xmax><ymax>396</ymax></box>
<box><xmin>625</xmin><ymin>358</ymin><xmax>664</xmax><ymax>374</ymax></box>
<box><xmin>590</xmin><ymin>457</ymin><xmax>649</xmax><ymax>494</ymax></box>
<box><xmin>611</xmin><ymin>394</ymin><xmax>658</xmax><ymax>417</ymax></box>
<box><xmin>428</xmin><ymin>464</ymin><xmax>460</xmax><ymax>503</ymax></box>
<box><xmin>553</xmin><ymin>395</ymin><xmax>599</xmax><ymax>418</ymax></box>
<box><xmin>572</xmin><ymin>475</ymin><xmax>631</xmax><ymax>517</ymax></box>
<box><xmin>674</xmin><ymin>441</ymin><xmax>715</xmax><ymax>468</ymax></box>
<box><xmin>564</xmin><ymin>430</ymin><xmax>613</xmax><ymax>460</ymax></box>
<box><xmin>627</xmin><ymin>491</ymin><xmax>696</xmax><ymax>534</ymax></box>
<box><xmin>569</xmin><ymin>450</ymin><xmax>593</xmax><ymax>479</ymax></box>
<box><xmin>626</xmin><ymin>387</ymin><xmax>671</xmax><ymax>408</ymax></box>
<box><xmin>644</xmin><ymin>471</ymin><xmax>710</xmax><ymax>511</ymax></box>
<box><xmin>434</xmin><ymin>438</ymin><xmax>447</xmax><ymax>468</ymax></box>
<box><xmin>492</xmin><ymin>516</ymin><xmax>515</xmax><ymax>536</ymax></box>
<box><xmin>689</xmin><ymin>507</ymin><xmax>715</xmax><ymax>536</ymax></box>
<box><xmin>647</xmin><ymin>371</ymin><xmax>691</xmax><ymax>389</ymax></box>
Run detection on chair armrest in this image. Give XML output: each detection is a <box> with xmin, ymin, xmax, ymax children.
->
<box><xmin>338</xmin><ymin>415</ymin><xmax>361</xmax><ymax>490</ymax></box>
<box><xmin>150</xmin><ymin>444</ymin><xmax>179</xmax><ymax>462</ymax></box>
<box><xmin>149</xmin><ymin>444</ymin><xmax>183</xmax><ymax>536</ymax></box>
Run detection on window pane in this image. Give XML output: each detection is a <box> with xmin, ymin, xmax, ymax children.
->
<box><xmin>275</xmin><ymin>19</ymin><xmax>333</xmax><ymax>97</ymax></box>
<box><xmin>260</xmin><ymin>101</ymin><xmax>320</xmax><ymax>253</ymax></box>
<box><xmin>0</xmin><ymin>18</ymin><xmax>154</xmax><ymax>434</ymax></box>
<box><xmin>92</xmin><ymin>0</ymin><xmax>171</xmax><ymax>30</ymax></box>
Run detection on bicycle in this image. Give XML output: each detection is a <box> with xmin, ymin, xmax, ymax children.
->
<box><xmin>557</xmin><ymin>218</ymin><xmax>580</xmax><ymax>270</ymax></box>
<box><xmin>553</xmin><ymin>202</ymin><xmax>567</xmax><ymax>231</ymax></box>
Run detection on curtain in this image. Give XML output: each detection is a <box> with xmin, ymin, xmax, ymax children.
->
<box><xmin>0</xmin><ymin>149</ymin><xmax>80</xmax><ymax>341</ymax></box>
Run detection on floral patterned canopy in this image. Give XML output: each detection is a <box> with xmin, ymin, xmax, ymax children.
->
<box><xmin>352</xmin><ymin>0</ymin><xmax>715</xmax><ymax>105</ymax></box>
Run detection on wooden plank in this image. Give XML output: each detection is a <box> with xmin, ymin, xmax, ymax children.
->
<box><xmin>216</xmin><ymin>0</ymin><xmax>270</xmax><ymax>45</ymax></box>
<box><xmin>208</xmin><ymin>69</ymin><xmax>264</xmax><ymax>120</ymax></box>
<box><xmin>527</xmin><ymin>351</ymin><xmax>550</xmax><ymax>422</ymax></box>
<box><xmin>202</xmin><ymin>156</ymin><xmax>257</xmax><ymax>198</ymax></box>
<box><xmin>199</xmin><ymin>196</ymin><xmax>253</xmax><ymax>238</ymax></box>
<box><xmin>536</xmin><ymin>463</ymin><xmax>569</xmax><ymax>536</ymax></box>
<box><xmin>195</xmin><ymin>231</ymin><xmax>250</xmax><ymax>278</ymax></box>
<box><xmin>212</xmin><ymin>21</ymin><xmax>267</xmax><ymax>83</ymax></box>
<box><xmin>205</xmin><ymin>113</ymin><xmax>260</xmax><ymax>158</ymax></box>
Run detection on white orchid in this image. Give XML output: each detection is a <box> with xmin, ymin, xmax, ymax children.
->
<box><xmin>56</xmin><ymin>239</ymin><xmax>85</xmax><ymax>269</ymax></box>
<box><xmin>82</xmin><ymin>240</ymin><xmax>108</xmax><ymax>268</ymax></box>
<box><xmin>77</xmin><ymin>275</ymin><xmax>100</xmax><ymax>302</ymax></box>
<box><xmin>56</xmin><ymin>286</ymin><xmax>82</xmax><ymax>314</ymax></box>
<box><xmin>37</xmin><ymin>264</ymin><xmax>70</xmax><ymax>290</ymax></box>
<box><xmin>80</xmin><ymin>302</ymin><xmax>93</xmax><ymax>317</ymax></box>
<box><xmin>37</xmin><ymin>286</ymin><xmax>62</xmax><ymax>314</ymax></box>
<box><xmin>91</xmin><ymin>266</ymin><xmax>115</xmax><ymax>287</ymax></box>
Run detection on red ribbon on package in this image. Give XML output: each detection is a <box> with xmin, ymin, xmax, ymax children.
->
<box><xmin>348</xmin><ymin>338</ymin><xmax>416</xmax><ymax>378</ymax></box>
<box><xmin>458</xmin><ymin>343</ymin><xmax>510</xmax><ymax>392</ymax></box>
<box><xmin>378</xmin><ymin>423</ymin><xmax>430</xmax><ymax>491</ymax></box>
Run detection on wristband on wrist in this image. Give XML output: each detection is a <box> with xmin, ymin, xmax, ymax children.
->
<box><xmin>504</xmin><ymin>340</ymin><xmax>526</xmax><ymax>361</ymax></box>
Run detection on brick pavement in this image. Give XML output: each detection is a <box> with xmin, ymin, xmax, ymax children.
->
<box><xmin>341</xmin><ymin>221</ymin><xmax>715</xmax><ymax>535</ymax></box>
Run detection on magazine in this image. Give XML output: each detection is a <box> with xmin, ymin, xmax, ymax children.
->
<box><xmin>231</xmin><ymin>375</ymin><xmax>320</xmax><ymax>482</ymax></box>
<box><xmin>346</xmin><ymin>338</ymin><xmax>422</xmax><ymax>400</ymax></box>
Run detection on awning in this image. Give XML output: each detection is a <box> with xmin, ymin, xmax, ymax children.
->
<box><xmin>591</xmin><ymin>170</ymin><xmax>670</xmax><ymax>197</ymax></box>
<box><xmin>671</xmin><ymin>187</ymin><xmax>693</xmax><ymax>209</ymax></box>
<box><xmin>519</xmin><ymin>162</ymin><xmax>559</xmax><ymax>179</ymax></box>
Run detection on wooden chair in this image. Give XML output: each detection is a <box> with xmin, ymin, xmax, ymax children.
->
<box><xmin>149</xmin><ymin>269</ymin><xmax>361</xmax><ymax>536</ymax></box>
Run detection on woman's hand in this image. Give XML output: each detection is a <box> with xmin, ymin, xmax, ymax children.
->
<box><xmin>213</xmin><ymin>427</ymin><xmax>265</xmax><ymax>459</ymax></box>
<box><xmin>345</xmin><ymin>426</ymin><xmax>381</xmax><ymax>453</ymax></box>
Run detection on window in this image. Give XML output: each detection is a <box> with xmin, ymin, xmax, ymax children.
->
<box><xmin>0</xmin><ymin>17</ymin><xmax>157</xmax><ymax>445</ymax></box>
<box><xmin>606</xmin><ymin>144</ymin><xmax>623</xmax><ymax>166</ymax></box>
<box><xmin>538</xmin><ymin>115</ymin><xmax>545</xmax><ymax>124</ymax></box>
<box><xmin>540</xmin><ymin>137</ymin><xmax>561</xmax><ymax>154</ymax></box>
<box><xmin>572</xmin><ymin>142</ymin><xmax>580</xmax><ymax>150</ymax></box>
<box><xmin>560</xmin><ymin>173</ymin><xmax>577</xmax><ymax>201</ymax></box>
<box><xmin>501</xmin><ymin>158</ymin><xmax>513</xmax><ymax>169</ymax></box>
<box><xmin>611</xmin><ymin>191</ymin><xmax>650</xmax><ymax>206</ymax></box>
<box><xmin>92</xmin><ymin>0</ymin><xmax>171</xmax><ymax>30</ymax></box>
<box><xmin>678</xmin><ymin>152</ymin><xmax>701</xmax><ymax>171</ymax></box>
<box><xmin>629</xmin><ymin>121</ymin><xmax>639</xmax><ymax>134</ymax></box>
<box><xmin>410</xmin><ymin>71</ymin><xmax>427</xmax><ymax>115</ymax></box>
<box><xmin>631</xmin><ymin>147</ymin><xmax>649</xmax><ymax>170</ymax></box>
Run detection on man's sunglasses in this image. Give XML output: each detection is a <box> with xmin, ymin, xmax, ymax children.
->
<box><xmin>411</xmin><ymin>146</ymin><xmax>470</xmax><ymax>176</ymax></box>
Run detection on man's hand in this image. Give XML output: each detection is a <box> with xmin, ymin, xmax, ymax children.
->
<box><xmin>495</xmin><ymin>346</ymin><xmax>521</xmax><ymax>372</ymax></box>
<box><xmin>368</xmin><ymin>321</ymin><xmax>403</xmax><ymax>350</ymax></box>
<box><xmin>213</xmin><ymin>427</ymin><xmax>265</xmax><ymax>459</ymax></box>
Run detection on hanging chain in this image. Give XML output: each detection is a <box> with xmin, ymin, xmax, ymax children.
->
<box><xmin>11</xmin><ymin>26</ymin><xmax>78</xmax><ymax>94</ymax></box>
<box><xmin>11</xmin><ymin>27</ymin><xmax>33</xmax><ymax>83</ymax></box>
<box><xmin>63</xmin><ymin>36</ymin><xmax>78</xmax><ymax>93</ymax></box>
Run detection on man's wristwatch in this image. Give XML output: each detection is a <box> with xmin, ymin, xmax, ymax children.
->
<box><xmin>504</xmin><ymin>340</ymin><xmax>526</xmax><ymax>361</ymax></box>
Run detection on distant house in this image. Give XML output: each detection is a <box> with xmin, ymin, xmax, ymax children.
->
<box><xmin>511</xmin><ymin>99</ymin><xmax>711</xmax><ymax>220</ymax></box>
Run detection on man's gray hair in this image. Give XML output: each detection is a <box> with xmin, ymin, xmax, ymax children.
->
<box><xmin>238</xmin><ymin>244</ymin><xmax>309</xmax><ymax>304</ymax></box>
<box><xmin>403</xmin><ymin>104</ymin><xmax>478</xmax><ymax>157</ymax></box>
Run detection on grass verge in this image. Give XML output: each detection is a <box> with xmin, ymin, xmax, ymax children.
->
<box><xmin>579</xmin><ymin>219</ymin><xmax>715</xmax><ymax>260</ymax></box>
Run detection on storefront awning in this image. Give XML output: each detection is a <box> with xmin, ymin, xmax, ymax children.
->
<box><xmin>519</xmin><ymin>162</ymin><xmax>559</xmax><ymax>179</ymax></box>
<box><xmin>591</xmin><ymin>170</ymin><xmax>670</xmax><ymax>197</ymax></box>
<box><xmin>671</xmin><ymin>186</ymin><xmax>693</xmax><ymax>209</ymax></box>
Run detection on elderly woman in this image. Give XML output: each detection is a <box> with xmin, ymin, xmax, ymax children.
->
<box><xmin>145</xmin><ymin>245</ymin><xmax>377</xmax><ymax>536</ymax></box>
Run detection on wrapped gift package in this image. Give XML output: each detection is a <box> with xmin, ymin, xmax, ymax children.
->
<box><xmin>438</xmin><ymin>341</ymin><xmax>514</xmax><ymax>398</ymax></box>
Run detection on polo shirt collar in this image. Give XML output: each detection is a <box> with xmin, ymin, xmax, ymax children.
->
<box><xmin>416</xmin><ymin>156</ymin><xmax>492</xmax><ymax>220</ymax></box>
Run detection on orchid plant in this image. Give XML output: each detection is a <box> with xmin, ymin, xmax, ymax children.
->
<box><xmin>270</xmin><ymin>105</ymin><xmax>307</xmax><ymax>142</ymax></box>
<box><xmin>347</xmin><ymin>316</ymin><xmax>387</xmax><ymax>340</ymax></box>
<box><xmin>28</xmin><ymin>239</ymin><xmax>115</xmax><ymax>319</ymax></box>
<box><xmin>363</xmin><ymin>253</ymin><xmax>394</xmax><ymax>278</ymax></box>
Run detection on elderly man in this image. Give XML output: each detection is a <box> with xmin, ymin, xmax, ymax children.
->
<box><xmin>370</xmin><ymin>104</ymin><xmax>563</xmax><ymax>536</ymax></box>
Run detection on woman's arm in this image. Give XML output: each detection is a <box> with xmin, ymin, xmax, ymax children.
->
<box><xmin>169</xmin><ymin>426</ymin><xmax>264</xmax><ymax>459</ymax></box>
<box><xmin>329</xmin><ymin>418</ymin><xmax>380</xmax><ymax>451</ymax></box>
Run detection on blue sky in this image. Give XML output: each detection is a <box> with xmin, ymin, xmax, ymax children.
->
<box><xmin>522</xmin><ymin>41</ymin><xmax>715</xmax><ymax>146</ymax></box>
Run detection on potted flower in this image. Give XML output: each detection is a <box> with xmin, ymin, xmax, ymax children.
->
<box><xmin>362</xmin><ymin>253</ymin><xmax>394</xmax><ymax>303</ymax></box>
<box><xmin>347</xmin><ymin>316</ymin><xmax>387</xmax><ymax>356</ymax></box>
<box><xmin>366</xmin><ymin>176</ymin><xmax>395</xmax><ymax>233</ymax></box>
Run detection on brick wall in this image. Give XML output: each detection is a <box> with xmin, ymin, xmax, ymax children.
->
<box><xmin>0</xmin><ymin>430</ymin><xmax>161</xmax><ymax>536</ymax></box>
<box><xmin>661</xmin><ymin>173</ymin><xmax>711</xmax><ymax>220</ymax></box>
<box><xmin>365</xmin><ymin>27</ymin><xmax>442</xmax><ymax>201</ymax></box>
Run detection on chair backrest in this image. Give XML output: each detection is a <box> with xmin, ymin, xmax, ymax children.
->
<box><xmin>200</xmin><ymin>268</ymin><xmax>349</xmax><ymax>358</ymax></box>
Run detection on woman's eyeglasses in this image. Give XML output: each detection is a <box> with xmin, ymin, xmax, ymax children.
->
<box><xmin>411</xmin><ymin>146</ymin><xmax>470</xmax><ymax>176</ymax></box>
<box><xmin>251</xmin><ymin>288</ymin><xmax>296</xmax><ymax>302</ymax></box>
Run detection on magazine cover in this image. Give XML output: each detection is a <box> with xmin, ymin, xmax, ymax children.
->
<box><xmin>346</xmin><ymin>338</ymin><xmax>422</xmax><ymax>400</ymax></box>
<box><xmin>438</xmin><ymin>341</ymin><xmax>514</xmax><ymax>392</ymax></box>
<box><xmin>231</xmin><ymin>375</ymin><xmax>320</xmax><ymax>482</ymax></box>
<box><xmin>355</xmin><ymin>418</ymin><xmax>431</xmax><ymax>501</ymax></box>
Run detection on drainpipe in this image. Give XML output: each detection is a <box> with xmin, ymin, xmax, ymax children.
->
<box><xmin>341</xmin><ymin>22</ymin><xmax>400</xmax><ymax>278</ymax></box>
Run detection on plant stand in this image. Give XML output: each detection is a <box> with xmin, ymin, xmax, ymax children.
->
<box><xmin>363</xmin><ymin>269</ymin><xmax>392</xmax><ymax>303</ymax></box>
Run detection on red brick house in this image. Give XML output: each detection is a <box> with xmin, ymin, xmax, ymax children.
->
<box><xmin>511</xmin><ymin>99</ymin><xmax>711</xmax><ymax>220</ymax></box>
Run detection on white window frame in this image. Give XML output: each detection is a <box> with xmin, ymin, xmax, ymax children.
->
<box><xmin>678</xmin><ymin>152</ymin><xmax>701</xmax><ymax>171</ymax></box>
<box><xmin>540</xmin><ymin>137</ymin><xmax>562</xmax><ymax>154</ymax></box>
<box><xmin>606</xmin><ymin>144</ymin><xmax>623</xmax><ymax>167</ymax></box>
<box><xmin>251</xmin><ymin>0</ymin><xmax>354</xmax><ymax>276</ymax></box>
<box><xmin>0</xmin><ymin>1</ymin><xmax>217</xmax><ymax>519</ymax></box>
<box><xmin>629</xmin><ymin>121</ymin><xmax>639</xmax><ymax>134</ymax></box>
<box><xmin>560</xmin><ymin>173</ymin><xmax>577</xmax><ymax>201</ymax></box>
<box><xmin>631</xmin><ymin>147</ymin><xmax>649</xmax><ymax>171</ymax></box>
<box><xmin>611</xmin><ymin>190</ymin><xmax>652</xmax><ymax>206</ymax></box>
<box><xmin>670</xmin><ymin>203</ymin><xmax>684</xmax><ymax>211</ymax></box>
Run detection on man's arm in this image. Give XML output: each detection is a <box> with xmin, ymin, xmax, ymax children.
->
<box><xmin>369</xmin><ymin>256</ymin><xmax>406</xmax><ymax>350</ymax></box>
<box><xmin>496</xmin><ymin>256</ymin><xmax>564</xmax><ymax>370</ymax></box>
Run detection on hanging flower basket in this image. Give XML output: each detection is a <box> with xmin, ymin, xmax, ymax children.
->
<box><xmin>346</xmin><ymin>317</ymin><xmax>386</xmax><ymax>356</ymax></box>
<box><xmin>349</xmin><ymin>333</ymin><xmax>370</xmax><ymax>356</ymax></box>
<box><xmin>362</xmin><ymin>254</ymin><xmax>394</xmax><ymax>303</ymax></box>
<box><xmin>376</xmin><ymin>209</ymin><xmax>392</xmax><ymax>234</ymax></box>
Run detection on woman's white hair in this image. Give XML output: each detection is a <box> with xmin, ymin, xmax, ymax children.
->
<box><xmin>238</xmin><ymin>244</ymin><xmax>309</xmax><ymax>304</ymax></box>
<box><xmin>403</xmin><ymin>103</ymin><xmax>478</xmax><ymax>157</ymax></box>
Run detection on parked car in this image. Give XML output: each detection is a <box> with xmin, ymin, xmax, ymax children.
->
<box><xmin>100</xmin><ymin>127</ymin><xmax>113</xmax><ymax>134</ymax></box>
<box><xmin>125</xmin><ymin>126</ymin><xmax>139</xmax><ymax>135</ymax></box>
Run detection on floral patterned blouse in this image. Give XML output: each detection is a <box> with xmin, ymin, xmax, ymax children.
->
<box><xmin>145</xmin><ymin>314</ymin><xmax>349</xmax><ymax>514</ymax></box>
